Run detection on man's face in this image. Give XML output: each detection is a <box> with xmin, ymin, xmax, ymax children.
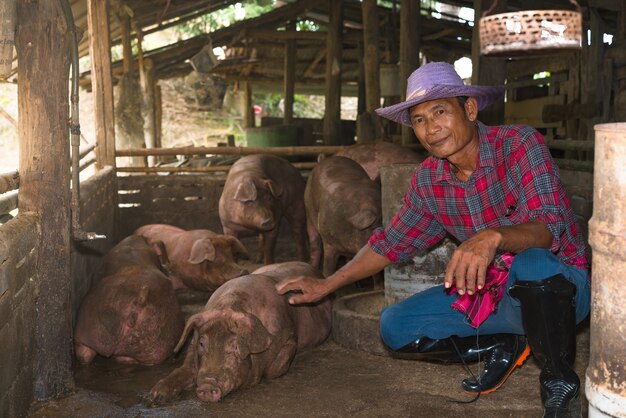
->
<box><xmin>409</xmin><ymin>97</ymin><xmax>478</xmax><ymax>160</ymax></box>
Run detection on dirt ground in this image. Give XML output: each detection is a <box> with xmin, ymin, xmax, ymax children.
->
<box><xmin>28</xmin><ymin>235</ymin><xmax>591</xmax><ymax>418</ymax></box>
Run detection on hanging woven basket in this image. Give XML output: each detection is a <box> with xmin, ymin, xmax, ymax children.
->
<box><xmin>479</xmin><ymin>0</ymin><xmax>582</xmax><ymax>57</ymax></box>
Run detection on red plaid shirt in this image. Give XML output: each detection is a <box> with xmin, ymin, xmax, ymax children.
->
<box><xmin>369</xmin><ymin>122</ymin><xmax>588</xmax><ymax>271</ymax></box>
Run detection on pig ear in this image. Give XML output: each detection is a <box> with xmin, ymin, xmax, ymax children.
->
<box><xmin>347</xmin><ymin>209</ymin><xmax>378</xmax><ymax>230</ymax></box>
<box><xmin>230</xmin><ymin>312</ymin><xmax>272</xmax><ymax>358</ymax></box>
<box><xmin>263</xmin><ymin>179</ymin><xmax>283</xmax><ymax>198</ymax></box>
<box><xmin>233</xmin><ymin>179</ymin><xmax>257</xmax><ymax>202</ymax></box>
<box><xmin>189</xmin><ymin>239</ymin><xmax>216</xmax><ymax>264</ymax></box>
<box><xmin>224</xmin><ymin>236</ymin><xmax>249</xmax><ymax>260</ymax></box>
<box><xmin>174</xmin><ymin>310</ymin><xmax>220</xmax><ymax>353</ymax></box>
<box><xmin>151</xmin><ymin>240</ymin><xmax>171</xmax><ymax>268</ymax></box>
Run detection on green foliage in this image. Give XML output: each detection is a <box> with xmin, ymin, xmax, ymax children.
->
<box><xmin>175</xmin><ymin>1</ymin><xmax>276</xmax><ymax>37</ymax></box>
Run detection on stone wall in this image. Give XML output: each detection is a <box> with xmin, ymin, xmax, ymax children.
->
<box><xmin>0</xmin><ymin>167</ymin><xmax>118</xmax><ymax>418</ymax></box>
<box><xmin>0</xmin><ymin>213</ymin><xmax>38</xmax><ymax>418</ymax></box>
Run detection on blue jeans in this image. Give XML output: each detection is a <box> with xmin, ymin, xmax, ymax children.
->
<box><xmin>379</xmin><ymin>248</ymin><xmax>591</xmax><ymax>350</ymax></box>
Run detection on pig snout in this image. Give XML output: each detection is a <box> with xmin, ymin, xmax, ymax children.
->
<box><xmin>197</xmin><ymin>377</ymin><xmax>229</xmax><ymax>402</ymax></box>
<box><xmin>255</xmin><ymin>214</ymin><xmax>276</xmax><ymax>231</ymax></box>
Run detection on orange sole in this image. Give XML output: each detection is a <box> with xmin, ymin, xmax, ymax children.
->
<box><xmin>465</xmin><ymin>344</ymin><xmax>532</xmax><ymax>395</ymax></box>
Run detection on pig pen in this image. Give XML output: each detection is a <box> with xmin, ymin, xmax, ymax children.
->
<box><xmin>4</xmin><ymin>167</ymin><xmax>593</xmax><ymax>417</ymax></box>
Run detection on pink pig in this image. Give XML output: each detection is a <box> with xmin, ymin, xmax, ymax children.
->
<box><xmin>336</xmin><ymin>142</ymin><xmax>425</xmax><ymax>181</ymax></box>
<box><xmin>74</xmin><ymin>235</ymin><xmax>184</xmax><ymax>365</ymax></box>
<box><xmin>135</xmin><ymin>224</ymin><xmax>249</xmax><ymax>291</ymax></box>
<box><xmin>218</xmin><ymin>154</ymin><xmax>307</xmax><ymax>264</ymax></box>
<box><xmin>305</xmin><ymin>156</ymin><xmax>382</xmax><ymax>277</ymax></box>
<box><xmin>148</xmin><ymin>261</ymin><xmax>332</xmax><ymax>403</ymax></box>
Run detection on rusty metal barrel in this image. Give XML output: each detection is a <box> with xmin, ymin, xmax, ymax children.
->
<box><xmin>586</xmin><ymin>123</ymin><xmax>626</xmax><ymax>417</ymax></box>
<box><xmin>0</xmin><ymin>0</ymin><xmax>17</xmax><ymax>79</ymax></box>
<box><xmin>380</xmin><ymin>164</ymin><xmax>456</xmax><ymax>305</ymax></box>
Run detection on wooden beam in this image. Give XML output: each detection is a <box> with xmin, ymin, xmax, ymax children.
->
<box><xmin>473</xmin><ymin>0</ymin><xmax>506</xmax><ymax>125</ymax></box>
<box><xmin>323</xmin><ymin>0</ymin><xmax>344</xmax><ymax>145</ymax></box>
<box><xmin>244</xmin><ymin>82</ymin><xmax>254</xmax><ymax>128</ymax></box>
<box><xmin>283</xmin><ymin>20</ymin><xmax>296</xmax><ymax>125</ymax></box>
<box><xmin>361</xmin><ymin>0</ymin><xmax>381</xmax><ymax>142</ymax></box>
<box><xmin>87</xmin><ymin>0</ymin><xmax>116</xmax><ymax>169</ymax></box>
<box><xmin>400</xmin><ymin>0</ymin><xmax>419</xmax><ymax>144</ymax></box>
<box><xmin>304</xmin><ymin>48</ymin><xmax>327</xmax><ymax>78</ymax></box>
<box><xmin>16</xmin><ymin>0</ymin><xmax>74</xmax><ymax>399</ymax></box>
<box><xmin>0</xmin><ymin>170</ymin><xmax>19</xmax><ymax>194</ymax></box>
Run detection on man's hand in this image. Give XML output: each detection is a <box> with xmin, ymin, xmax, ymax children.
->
<box><xmin>275</xmin><ymin>276</ymin><xmax>331</xmax><ymax>304</ymax></box>
<box><xmin>444</xmin><ymin>228</ymin><xmax>501</xmax><ymax>295</ymax></box>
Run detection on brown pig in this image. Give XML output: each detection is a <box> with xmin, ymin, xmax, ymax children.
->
<box><xmin>134</xmin><ymin>224</ymin><xmax>249</xmax><ymax>291</ymax></box>
<box><xmin>335</xmin><ymin>142</ymin><xmax>425</xmax><ymax>181</ymax></box>
<box><xmin>74</xmin><ymin>235</ymin><xmax>184</xmax><ymax>365</ymax></box>
<box><xmin>218</xmin><ymin>154</ymin><xmax>307</xmax><ymax>264</ymax></box>
<box><xmin>305</xmin><ymin>156</ymin><xmax>382</xmax><ymax>277</ymax></box>
<box><xmin>148</xmin><ymin>261</ymin><xmax>332</xmax><ymax>403</ymax></box>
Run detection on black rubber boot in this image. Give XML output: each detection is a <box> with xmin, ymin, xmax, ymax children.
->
<box><xmin>509</xmin><ymin>274</ymin><xmax>581</xmax><ymax>418</ymax></box>
<box><xmin>460</xmin><ymin>334</ymin><xmax>531</xmax><ymax>394</ymax></box>
<box><xmin>394</xmin><ymin>334</ymin><xmax>517</xmax><ymax>364</ymax></box>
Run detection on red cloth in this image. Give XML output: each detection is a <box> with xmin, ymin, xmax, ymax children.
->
<box><xmin>449</xmin><ymin>252</ymin><xmax>514</xmax><ymax>328</ymax></box>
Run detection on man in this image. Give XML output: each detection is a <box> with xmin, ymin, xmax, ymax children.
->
<box><xmin>276</xmin><ymin>62</ymin><xmax>589</xmax><ymax>417</ymax></box>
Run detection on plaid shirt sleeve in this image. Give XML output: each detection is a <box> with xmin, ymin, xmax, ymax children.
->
<box><xmin>369</xmin><ymin>170</ymin><xmax>446</xmax><ymax>263</ymax></box>
<box><xmin>509</xmin><ymin>128</ymin><xmax>568</xmax><ymax>254</ymax></box>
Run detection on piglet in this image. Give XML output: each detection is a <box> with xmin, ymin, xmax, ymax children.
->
<box><xmin>218</xmin><ymin>154</ymin><xmax>307</xmax><ymax>264</ymax></box>
<box><xmin>74</xmin><ymin>235</ymin><xmax>184</xmax><ymax>365</ymax></box>
<box><xmin>305</xmin><ymin>156</ymin><xmax>382</xmax><ymax>277</ymax></box>
<box><xmin>148</xmin><ymin>261</ymin><xmax>332</xmax><ymax>403</ymax></box>
<box><xmin>134</xmin><ymin>224</ymin><xmax>249</xmax><ymax>291</ymax></box>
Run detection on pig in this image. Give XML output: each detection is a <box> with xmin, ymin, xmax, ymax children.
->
<box><xmin>134</xmin><ymin>224</ymin><xmax>249</xmax><ymax>291</ymax></box>
<box><xmin>305</xmin><ymin>156</ymin><xmax>382</xmax><ymax>277</ymax></box>
<box><xmin>74</xmin><ymin>235</ymin><xmax>184</xmax><ymax>365</ymax></box>
<box><xmin>148</xmin><ymin>261</ymin><xmax>332</xmax><ymax>403</ymax></box>
<box><xmin>335</xmin><ymin>142</ymin><xmax>425</xmax><ymax>181</ymax></box>
<box><xmin>218</xmin><ymin>154</ymin><xmax>307</xmax><ymax>264</ymax></box>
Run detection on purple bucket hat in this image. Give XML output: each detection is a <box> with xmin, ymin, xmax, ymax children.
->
<box><xmin>375</xmin><ymin>62</ymin><xmax>505</xmax><ymax>127</ymax></box>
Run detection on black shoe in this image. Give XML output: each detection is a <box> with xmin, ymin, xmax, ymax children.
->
<box><xmin>461</xmin><ymin>334</ymin><xmax>531</xmax><ymax>394</ymax></box>
<box><xmin>510</xmin><ymin>274</ymin><xmax>581</xmax><ymax>418</ymax></box>
<box><xmin>393</xmin><ymin>334</ymin><xmax>517</xmax><ymax>365</ymax></box>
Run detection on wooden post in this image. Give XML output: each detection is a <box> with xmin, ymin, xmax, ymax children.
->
<box><xmin>142</xmin><ymin>59</ymin><xmax>157</xmax><ymax>166</ymax></box>
<box><xmin>472</xmin><ymin>0</ymin><xmax>506</xmax><ymax>125</ymax></box>
<box><xmin>283</xmin><ymin>20</ymin><xmax>296</xmax><ymax>125</ymax></box>
<box><xmin>155</xmin><ymin>84</ymin><xmax>163</xmax><ymax>149</ymax></box>
<box><xmin>120</xmin><ymin>8</ymin><xmax>133</xmax><ymax>76</ymax></box>
<box><xmin>133</xmin><ymin>22</ymin><xmax>155</xmax><ymax>166</ymax></box>
<box><xmin>361</xmin><ymin>0</ymin><xmax>381</xmax><ymax>142</ymax></box>
<box><xmin>115</xmin><ymin>4</ymin><xmax>146</xmax><ymax>167</ymax></box>
<box><xmin>323</xmin><ymin>0</ymin><xmax>343</xmax><ymax>145</ymax></box>
<box><xmin>400</xmin><ymin>0</ymin><xmax>419</xmax><ymax>144</ymax></box>
<box><xmin>87</xmin><ymin>0</ymin><xmax>115</xmax><ymax>169</ymax></box>
<box><xmin>16</xmin><ymin>0</ymin><xmax>74</xmax><ymax>399</ymax></box>
<box><xmin>244</xmin><ymin>82</ymin><xmax>255</xmax><ymax>128</ymax></box>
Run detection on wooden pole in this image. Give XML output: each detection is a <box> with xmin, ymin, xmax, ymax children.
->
<box><xmin>283</xmin><ymin>20</ymin><xmax>296</xmax><ymax>125</ymax></box>
<box><xmin>87</xmin><ymin>0</ymin><xmax>116</xmax><ymax>169</ymax></box>
<box><xmin>362</xmin><ymin>0</ymin><xmax>381</xmax><ymax>141</ymax></box>
<box><xmin>323</xmin><ymin>0</ymin><xmax>343</xmax><ymax>145</ymax></box>
<box><xmin>16</xmin><ymin>0</ymin><xmax>74</xmax><ymax>399</ymax></box>
<box><xmin>400</xmin><ymin>0</ymin><xmax>419</xmax><ymax>145</ymax></box>
<box><xmin>244</xmin><ymin>81</ymin><xmax>255</xmax><ymax>128</ymax></box>
<box><xmin>119</xmin><ymin>7</ymin><xmax>133</xmax><ymax>76</ymax></box>
<box><xmin>155</xmin><ymin>84</ymin><xmax>163</xmax><ymax>149</ymax></box>
<box><xmin>472</xmin><ymin>0</ymin><xmax>506</xmax><ymax>125</ymax></box>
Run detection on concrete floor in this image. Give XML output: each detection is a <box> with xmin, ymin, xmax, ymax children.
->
<box><xmin>28</xmin><ymin>234</ymin><xmax>591</xmax><ymax>417</ymax></box>
<box><xmin>28</xmin><ymin>303</ymin><xmax>591</xmax><ymax>417</ymax></box>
